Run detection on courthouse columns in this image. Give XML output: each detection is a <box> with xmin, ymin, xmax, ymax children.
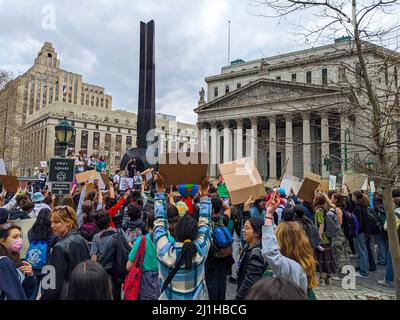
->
<box><xmin>302</xmin><ymin>112</ymin><xmax>312</xmax><ymax>174</ymax></box>
<box><xmin>250</xmin><ymin>118</ymin><xmax>258</xmax><ymax>168</ymax></box>
<box><xmin>321</xmin><ymin>113</ymin><xmax>330</xmax><ymax>179</ymax></box>
<box><xmin>285</xmin><ymin>115</ymin><xmax>294</xmax><ymax>177</ymax></box>
<box><xmin>269</xmin><ymin>116</ymin><xmax>277</xmax><ymax>180</ymax></box>
<box><xmin>210</xmin><ymin>122</ymin><xmax>218</xmax><ymax>177</ymax></box>
<box><xmin>340</xmin><ymin>114</ymin><xmax>350</xmax><ymax>173</ymax></box>
<box><xmin>222</xmin><ymin>120</ymin><xmax>231</xmax><ymax>163</ymax></box>
<box><xmin>236</xmin><ymin>119</ymin><xmax>243</xmax><ymax>160</ymax></box>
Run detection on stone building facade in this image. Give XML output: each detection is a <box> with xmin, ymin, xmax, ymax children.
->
<box><xmin>195</xmin><ymin>38</ymin><xmax>400</xmax><ymax>183</ymax></box>
<box><xmin>1</xmin><ymin>42</ymin><xmax>198</xmax><ymax>176</ymax></box>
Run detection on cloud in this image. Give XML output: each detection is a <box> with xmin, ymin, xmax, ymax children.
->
<box><xmin>0</xmin><ymin>0</ymin><xmax>363</xmax><ymax>125</ymax></box>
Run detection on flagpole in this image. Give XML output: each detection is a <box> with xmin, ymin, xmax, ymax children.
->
<box><xmin>228</xmin><ymin>20</ymin><xmax>231</xmax><ymax>65</ymax></box>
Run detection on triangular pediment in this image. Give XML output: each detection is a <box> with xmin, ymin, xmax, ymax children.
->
<box><xmin>195</xmin><ymin>78</ymin><xmax>341</xmax><ymax>113</ymax></box>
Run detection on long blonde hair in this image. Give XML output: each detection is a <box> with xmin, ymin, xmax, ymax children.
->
<box><xmin>52</xmin><ymin>206</ymin><xmax>78</xmax><ymax>236</ymax></box>
<box><xmin>276</xmin><ymin>222</ymin><xmax>319</xmax><ymax>289</ymax></box>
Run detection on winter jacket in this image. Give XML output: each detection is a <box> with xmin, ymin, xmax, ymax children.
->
<box><xmin>235</xmin><ymin>240</ymin><xmax>266</xmax><ymax>300</ymax></box>
<box><xmin>353</xmin><ymin>204</ymin><xmax>368</xmax><ymax>235</ymax></box>
<box><xmin>41</xmin><ymin>230</ymin><xmax>90</xmax><ymax>300</ymax></box>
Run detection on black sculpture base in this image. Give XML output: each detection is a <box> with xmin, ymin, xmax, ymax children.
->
<box><xmin>120</xmin><ymin>147</ymin><xmax>157</xmax><ymax>173</ymax></box>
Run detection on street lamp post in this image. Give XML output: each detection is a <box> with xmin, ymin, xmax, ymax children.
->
<box><xmin>55</xmin><ymin>117</ymin><xmax>75</xmax><ymax>159</ymax></box>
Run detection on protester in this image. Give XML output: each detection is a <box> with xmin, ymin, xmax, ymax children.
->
<box><xmin>127</xmin><ymin>158</ymin><xmax>137</xmax><ymax>179</ymax></box>
<box><xmin>31</xmin><ymin>192</ymin><xmax>52</xmax><ymax>218</ymax></box>
<box><xmin>126</xmin><ymin>211</ymin><xmax>159</xmax><ymax>300</ymax></box>
<box><xmin>0</xmin><ymin>224</ymin><xmax>37</xmax><ymax>300</ymax></box>
<box><xmin>262</xmin><ymin>198</ymin><xmax>318</xmax><ymax>298</ymax></box>
<box><xmin>205</xmin><ymin>197</ymin><xmax>233</xmax><ymax>300</ymax></box>
<box><xmin>373</xmin><ymin>194</ymin><xmax>388</xmax><ymax>265</ymax></box>
<box><xmin>41</xmin><ymin>206</ymin><xmax>90</xmax><ymax>300</ymax></box>
<box><xmin>313</xmin><ymin>194</ymin><xmax>336</xmax><ymax>285</ymax></box>
<box><xmin>153</xmin><ymin>173</ymin><xmax>212</xmax><ymax>300</ymax></box>
<box><xmin>352</xmin><ymin>191</ymin><xmax>370</xmax><ymax>278</ymax></box>
<box><xmin>245</xmin><ymin>277</ymin><xmax>308</xmax><ymax>300</ymax></box>
<box><xmin>96</xmin><ymin>156</ymin><xmax>107</xmax><ymax>173</ymax></box>
<box><xmin>67</xmin><ymin>261</ymin><xmax>113</xmax><ymax>300</ymax></box>
<box><xmin>235</xmin><ymin>217</ymin><xmax>266</xmax><ymax>300</ymax></box>
<box><xmin>9</xmin><ymin>195</ymin><xmax>34</xmax><ymax>220</ymax></box>
<box><xmin>87</xmin><ymin>155</ymin><xmax>96</xmax><ymax>170</ymax></box>
<box><xmin>329</xmin><ymin>192</ymin><xmax>351</xmax><ymax>279</ymax></box>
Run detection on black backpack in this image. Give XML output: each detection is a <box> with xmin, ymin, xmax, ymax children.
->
<box><xmin>365</xmin><ymin>207</ymin><xmax>382</xmax><ymax>236</ymax></box>
<box><xmin>111</xmin><ymin>228</ymin><xmax>131</xmax><ymax>282</ymax></box>
<box><xmin>341</xmin><ymin>208</ymin><xmax>358</xmax><ymax>239</ymax></box>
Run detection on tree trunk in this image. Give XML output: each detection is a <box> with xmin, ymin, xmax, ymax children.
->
<box><xmin>382</xmin><ymin>183</ymin><xmax>400</xmax><ymax>300</ymax></box>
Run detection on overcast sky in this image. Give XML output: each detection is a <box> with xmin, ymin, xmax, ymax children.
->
<box><xmin>2</xmin><ymin>0</ymin><xmax>392</xmax><ymax>124</ymax></box>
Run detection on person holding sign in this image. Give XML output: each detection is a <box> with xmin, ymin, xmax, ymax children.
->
<box><xmin>153</xmin><ymin>172</ymin><xmax>212</xmax><ymax>300</ymax></box>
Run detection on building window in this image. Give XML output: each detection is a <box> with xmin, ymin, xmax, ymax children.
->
<box><xmin>95</xmin><ymin>124</ymin><xmax>99</xmax><ymax>129</ymax></box>
<box><xmin>338</xmin><ymin>65</ymin><xmax>346</xmax><ymax>82</ymax></box>
<box><xmin>306</xmin><ymin>71</ymin><xmax>312</xmax><ymax>84</ymax></box>
<box><xmin>116</xmin><ymin>135</ymin><xmax>122</xmax><ymax>151</ymax></box>
<box><xmin>355</xmin><ymin>63</ymin><xmax>362</xmax><ymax>86</ymax></box>
<box><xmin>83</xmin><ymin>123</ymin><xmax>87</xmax><ymax>129</ymax></box>
<box><xmin>291</xmin><ymin>74</ymin><xmax>296</xmax><ymax>82</ymax></box>
<box><xmin>126</xmin><ymin>136</ymin><xmax>132</xmax><ymax>150</ymax></box>
<box><xmin>107</xmin><ymin>126</ymin><xmax>110</xmax><ymax>132</ymax></box>
<box><xmin>118</xmin><ymin>128</ymin><xmax>121</xmax><ymax>133</ymax></box>
<box><xmin>214</xmin><ymin>87</ymin><xmax>218</xmax><ymax>98</ymax></box>
<box><xmin>237</xmin><ymin>83</ymin><xmax>241</xmax><ymax>89</ymax></box>
<box><xmin>322</xmin><ymin>68</ymin><xmax>328</xmax><ymax>86</ymax></box>
<box><xmin>81</xmin><ymin>131</ymin><xmax>88</xmax><ymax>150</ymax></box>
<box><xmin>225</xmin><ymin>85</ymin><xmax>230</xmax><ymax>94</ymax></box>
<box><xmin>385</xmin><ymin>64</ymin><xmax>389</xmax><ymax>86</ymax></box>
<box><xmin>105</xmin><ymin>134</ymin><xmax>111</xmax><ymax>151</ymax></box>
<box><xmin>93</xmin><ymin>132</ymin><xmax>100</xmax><ymax>152</ymax></box>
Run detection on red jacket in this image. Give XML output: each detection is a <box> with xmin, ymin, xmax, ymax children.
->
<box><xmin>108</xmin><ymin>197</ymin><xmax>126</xmax><ymax>228</ymax></box>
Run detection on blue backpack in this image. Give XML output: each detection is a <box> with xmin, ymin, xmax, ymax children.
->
<box><xmin>212</xmin><ymin>214</ymin><xmax>234</xmax><ymax>258</ymax></box>
<box><xmin>26</xmin><ymin>240</ymin><xmax>48</xmax><ymax>270</ymax></box>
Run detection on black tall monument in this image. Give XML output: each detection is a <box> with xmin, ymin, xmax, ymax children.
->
<box><xmin>120</xmin><ymin>20</ymin><xmax>157</xmax><ymax>173</ymax></box>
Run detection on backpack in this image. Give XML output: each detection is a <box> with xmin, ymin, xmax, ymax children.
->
<box><xmin>365</xmin><ymin>207</ymin><xmax>382</xmax><ymax>236</ymax></box>
<box><xmin>123</xmin><ymin>236</ymin><xmax>146</xmax><ymax>300</ymax></box>
<box><xmin>324</xmin><ymin>209</ymin><xmax>341</xmax><ymax>239</ymax></box>
<box><xmin>304</xmin><ymin>223</ymin><xmax>321</xmax><ymax>249</ymax></box>
<box><xmin>25</xmin><ymin>240</ymin><xmax>48</xmax><ymax>270</ymax></box>
<box><xmin>211</xmin><ymin>214</ymin><xmax>233</xmax><ymax>258</ymax></box>
<box><xmin>125</xmin><ymin>226</ymin><xmax>143</xmax><ymax>244</ymax></box>
<box><xmin>341</xmin><ymin>208</ymin><xmax>359</xmax><ymax>239</ymax></box>
<box><xmin>112</xmin><ymin>228</ymin><xmax>131</xmax><ymax>282</ymax></box>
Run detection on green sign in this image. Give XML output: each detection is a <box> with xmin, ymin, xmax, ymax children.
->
<box><xmin>49</xmin><ymin>158</ymin><xmax>75</xmax><ymax>183</ymax></box>
<box><xmin>52</xmin><ymin>182</ymin><xmax>71</xmax><ymax>196</ymax></box>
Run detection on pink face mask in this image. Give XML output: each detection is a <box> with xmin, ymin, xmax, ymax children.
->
<box><xmin>10</xmin><ymin>239</ymin><xmax>23</xmax><ymax>253</ymax></box>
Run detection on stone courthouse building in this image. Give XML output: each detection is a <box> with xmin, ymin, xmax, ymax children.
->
<box><xmin>0</xmin><ymin>42</ymin><xmax>198</xmax><ymax>176</ymax></box>
<box><xmin>195</xmin><ymin>37</ymin><xmax>400</xmax><ymax>183</ymax></box>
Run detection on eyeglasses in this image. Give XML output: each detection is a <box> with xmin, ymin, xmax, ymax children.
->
<box><xmin>54</xmin><ymin>206</ymin><xmax>73</xmax><ymax>219</ymax></box>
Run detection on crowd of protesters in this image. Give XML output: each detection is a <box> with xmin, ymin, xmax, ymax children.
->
<box><xmin>0</xmin><ymin>158</ymin><xmax>399</xmax><ymax>300</ymax></box>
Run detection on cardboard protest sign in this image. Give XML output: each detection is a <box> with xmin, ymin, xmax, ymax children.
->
<box><xmin>280</xmin><ymin>176</ymin><xmax>300</xmax><ymax>195</ymax></box>
<box><xmin>317</xmin><ymin>180</ymin><xmax>329</xmax><ymax>193</ymax></box>
<box><xmin>75</xmin><ymin>170</ymin><xmax>106</xmax><ymax>190</ymax></box>
<box><xmin>218</xmin><ymin>158</ymin><xmax>266</xmax><ymax>205</ymax></box>
<box><xmin>158</xmin><ymin>153</ymin><xmax>209</xmax><ymax>185</ymax></box>
<box><xmin>329</xmin><ymin>175</ymin><xmax>337</xmax><ymax>191</ymax></box>
<box><xmin>343</xmin><ymin>172</ymin><xmax>368</xmax><ymax>192</ymax></box>
<box><xmin>120</xmin><ymin>178</ymin><xmax>133</xmax><ymax>191</ymax></box>
<box><xmin>100</xmin><ymin>173</ymin><xmax>110</xmax><ymax>186</ymax></box>
<box><xmin>40</xmin><ymin>161</ymin><xmax>48</xmax><ymax>168</ymax></box>
<box><xmin>297</xmin><ymin>172</ymin><xmax>321</xmax><ymax>203</ymax></box>
<box><xmin>141</xmin><ymin>168</ymin><xmax>154</xmax><ymax>181</ymax></box>
<box><xmin>0</xmin><ymin>176</ymin><xmax>19</xmax><ymax>193</ymax></box>
<box><xmin>0</xmin><ymin>159</ymin><xmax>6</xmax><ymax>175</ymax></box>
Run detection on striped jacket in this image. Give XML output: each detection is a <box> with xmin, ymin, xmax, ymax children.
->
<box><xmin>153</xmin><ymin>192</ymin><xmax>212</xmax><ymax>300</ymax></box>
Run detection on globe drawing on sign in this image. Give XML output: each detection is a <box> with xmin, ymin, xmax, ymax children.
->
<box><xmin>56</xmin><ymin>172</ymin><xmax>67</xmax><ymax>181</ymax></box>
<box><xmin>27</xmin><ymin>249</ymin><xmax>41</xmax><ymax>266</ymax></box>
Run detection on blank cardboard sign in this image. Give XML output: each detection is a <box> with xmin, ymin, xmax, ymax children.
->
<box><xmin>297</xmin><ymin>172</ymin><xmax>321</xmax><ymax>203</ymax></box>
<box><xmin>218</xmin><ymin>158</ymin><xmax>266</xmax><ymax>205</ymax></box>
<box><xmin>0</xmin><ymin>176</ymin><xmax>19</xmax><ymax>193</ymax></box>
<box><xmin>158</xmin><ymin>153</ymin><xmax>209</xmax><ymax>185</ymax></box>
